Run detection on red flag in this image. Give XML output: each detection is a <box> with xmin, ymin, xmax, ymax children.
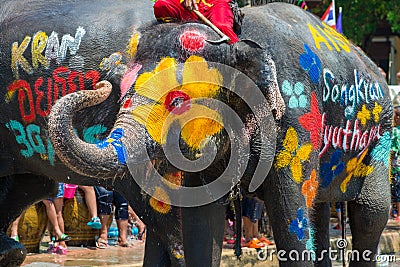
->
<box><xmin>321</xmin><ymin>2</ymin><xmax>336</xmax><ymax>29</ymax></box>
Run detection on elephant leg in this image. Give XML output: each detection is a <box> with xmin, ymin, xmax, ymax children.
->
<box><xmin>347</xmin><ymin>197</ymin><xmax>389</xmax><ymax>266</ymax></box>
<box><xmin>347</xmin><ymin>165</ymin><xmax>390</xmax><ymax>267</ymax></box>
<box><xmin>309</xmin><ymin>202</ymin><xmax>331</xmax><ymax>267</ymax></box>
<box><xmin>182</xmin><ymin>202</ymin><xmax>225</xmax><ymax>267</ymax></box>
<box><xmin>143</xmin><ymin>230</ymin><xmax>171</xmax><ymax>267</ymax></box>
<box><xmin>0</xmin><ymin>174</ymin><xmax>57</xmax><ymax>267</ymax></box>
<box><xmin>263</xmin><ymin>172</ymin><xmax>313</xmax><ymax>267</ymax></box>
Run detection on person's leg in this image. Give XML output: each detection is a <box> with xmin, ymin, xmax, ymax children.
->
<box><xmin>80</xmin><ymin>186</ymin><xmax>102</xmax><ymax>229</ymax></box>
<box><xmin>10</xmin><ymin>215</ymin><xmax>21</xmax><ymax>241</ymax></box>
<box><xmin>53</xmin><ymin>197</ymin><xmax>67</xmax><ymax>248</ymax></box>
<box><xmin>202</xmin><ymin>0</ymin><xmax>238</xmax><ymax>43</ymax></box>
<box><xmin>43</xmin><ymin>199</ymin><xmax>64</xmax><ymax>238</ymax></box>
<box><xmin>242</xmin><ymin>216</ymin><xmax>253</xmax><ymax>241</ymax></box>
<box><xmin>94</xmin><ymin>186</ymin><xmax>113</xmax><ymax>248</ymax></box>
<box><xmin>128</xmin><ymin>206</ymin><xmax>146</xmax><ymax>240</ymax></box>
<box><xmin>113</xmin><ymin>191</ymin><xmax>130</xmax><ymax>246</ymax></box>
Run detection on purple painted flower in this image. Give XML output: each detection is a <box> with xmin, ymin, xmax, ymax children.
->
<box><xmin>289</xmin><ymin>208</ymin><xmax>309</xmax><ymax>240</ymax></box>
<box><xmin>299</xmin><ymin>44</ymin><xmax>322</xmax><ymax>84</ymax></box>
<box><xmin>320</xmin><ymin>150</ymin><xmax>345</xmax><ymax>188</ymax></box>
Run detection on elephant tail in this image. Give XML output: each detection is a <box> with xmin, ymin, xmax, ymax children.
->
<box><xmin>234</xmin><ymin>197</ymin><xmax>242</xmax><ymax>259</ymax></box>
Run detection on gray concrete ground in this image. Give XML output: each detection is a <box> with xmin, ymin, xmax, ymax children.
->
<box><xmin>22</xmin><ymin>219</ymin><xmax>400</xmax><ymax>267</ymax></box>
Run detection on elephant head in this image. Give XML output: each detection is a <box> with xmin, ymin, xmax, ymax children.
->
<box><xmin>48</xmin><ymin>21</ymin><xmax>278</xmax><ymax>197</ymax></box>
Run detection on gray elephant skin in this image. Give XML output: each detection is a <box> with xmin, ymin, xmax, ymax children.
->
<box><xmin>0</xmin><ymin>1</ymin><xmax>393</xmax><ymax>267</ymax></box>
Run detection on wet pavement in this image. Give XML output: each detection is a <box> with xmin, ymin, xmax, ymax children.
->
<box><xmin>22</xmin><ymin>242</ymin><xmax>145</xmax><ymax>267</ymax></box>
<box><xmin>21</xmin><ymin>219</ymin><xmax>400</xmax><ymax>266</ymax></box>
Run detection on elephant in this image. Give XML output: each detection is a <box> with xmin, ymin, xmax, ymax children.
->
<box><xmin>48</xmin><ymin>2</ymin><xmax>393</xmax><ymax>267</ymax></box>
<box><xmin>0</xmin><ymin>1</ymin><xmax>392</xmax><ymax>267</ymax></box>
<box><xmin>0</xmin><ymin>1</ymin><xmax>187</xmax><ymax>266</ymax></box>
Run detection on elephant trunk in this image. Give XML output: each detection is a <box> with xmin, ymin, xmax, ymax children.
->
<box><xmin>48</xmin><ymin>81</ymin><xmax>127</xmax><ymax>178</ymax></box>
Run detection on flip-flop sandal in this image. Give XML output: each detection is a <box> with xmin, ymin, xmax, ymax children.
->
<box><xmin>96</xmin><ymin>238</ymin><xmax>108</xmax><ymax>249</ymax></box>
<box><xmin>244</xmin><ymin>239</ymin><xmax>265</xmax><ymax>249</ymax></box>
<box><xmin>258</xmin><ymin>237</ymin><xmax>274</xmax><ymax>245</ymax></box>
<box><xmin>54</xmin><ymin>234</ymin><xmax>71</xmax><ymax>242</ymax></box>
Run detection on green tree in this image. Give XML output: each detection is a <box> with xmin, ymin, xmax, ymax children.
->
<box><xmin>311</xmin><ymin>0</ymin><xmax>400</xmax><ymax>49</ymax></box>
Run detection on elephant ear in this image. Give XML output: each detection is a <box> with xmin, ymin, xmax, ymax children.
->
<box><xmin>229</xmin><ymin>40</ymin><xmax>282</xmax><ymax>192</ymax></box>
<box><xmin>230</xmin><ymin>39</ymin><xmax>285</xmax><ymax>121</ymax></box>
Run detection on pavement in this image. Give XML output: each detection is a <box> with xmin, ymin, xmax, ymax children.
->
<box><xmin>22</xmin><ymin>218</ymin><xmax>400</xmax><ymax>267</ymax></box>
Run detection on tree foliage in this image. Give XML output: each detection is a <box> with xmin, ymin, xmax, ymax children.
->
<box><xmin>311</xmin><ymin>0</ymin><xmax>400</xmax><ymax>48</ymax></box>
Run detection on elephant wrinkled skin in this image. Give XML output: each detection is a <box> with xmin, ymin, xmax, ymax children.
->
<box><xmin>0</xmin><ymin>1</ymin><xmax>393</xmax><ymax>267</ymax></box>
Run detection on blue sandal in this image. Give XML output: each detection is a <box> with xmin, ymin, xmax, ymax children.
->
<box><xmin>55</xmin><ymin>233</ymin><xmax>71</xmax><ymax>242</ymax></box>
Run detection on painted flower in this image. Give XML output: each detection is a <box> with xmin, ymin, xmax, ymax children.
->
<box><xmin>320</xmin><ymin>150</ymin><xmax>345</xmax><ymax>188</ymax></box>
<box><xmin>132</xmin><ymin>55</ymin><xmax>223</xmax><ymax>150</ymax></box>
<box><xmin>299</xmin><ymin>92</ymin><xmax>323</xmax><ymax>150</ymax></box>
<box><xmin>372</xmin><ymin>102</ymin><xmax>383</xmax><ymax>122</ymax></box>
<box><xmin>340</xmin><ymin>149</ymin><xmax>374</xmax><ymax>193</ymax></box>
<box><xmin>282</xmin><ymin>80</ymin><xmax>309</xmax><ymax>109</ymax></box>
<box><xmin>149</xmin><ymin>186</ymin><xmax>171</xmax><ymax>214</ymax></box>
<box><xmin>162</xmin><ymin>171</ymin><xmax>183</xmax><ymax>189</ymax></box>
<box><xmin>289</xmin><ymin>208</ymin><xmax>309</xmax><ymax>241</ymax></box>
<box><xmin>302</xmin><ymin>169</ymin><xmax>319</xmax><ymax>208</ymax></box>
<box><xmin>96</xmin><ymin>128</ymin><xmax>127</xmax><ymax>164</ymax></box>
<box><xmin>371</xmin><ymin>131</ymin><xmax>391</xmax><ymax>167</ymax></box>
<box><xmin>275</xmin><ymin>127</ymin><xmax>313</xmax><ymax>183</ymax></box>
<box><xmin>299</xmin><ymin>44</ymin><xmax>322</xmax><ymax>84</ymax></box>
<box><xmin>357</xmin><ymin>104</ymin><xmax>371</xmax><ymax>126</ymax></box>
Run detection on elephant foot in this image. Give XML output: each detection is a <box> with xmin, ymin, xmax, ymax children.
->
<box><xmin>0</xmin><ymin>234</ymin><xmax>27</xmax><ymax>267</ymax></box>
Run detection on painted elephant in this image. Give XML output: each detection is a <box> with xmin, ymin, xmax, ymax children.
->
<box><xmin>48</xmin><ymin>2</ymin><xmax>393</xmax><ymax>267</ymax></box>
<box><xmin>0</xmin><ymin>1</ymin><xmax>392</xmax><ymax>267</ymax></box>
<box><xmin>0</xmin><ymin>1</ymin><xmax>188</xmax><ymax>266</ymax></box>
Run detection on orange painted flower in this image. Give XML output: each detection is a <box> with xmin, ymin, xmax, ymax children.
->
<box><xmin>162</xmin><ymin>171</ymin><xmax>183</xmax><ymax>189</ymax></box>
<box><xmin>302</xmin><ymin>169</ymin><xmax>319</xmax><ymax>208</ymax></box>
<box><xmin>340</xmin><ymin>149</ymin><xmax>374</xmax><ymax>193</ymax></box>
<box><xmin>149</xmin><ymin>186</ymin><xmax>171</xmax><ymax>214</ymax></box>
<box><xmin>132</xmin><ymin>55</ymin><xmax>223</xmax><ymax>150</ymax></box>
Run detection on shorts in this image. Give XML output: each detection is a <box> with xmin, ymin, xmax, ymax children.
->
<box><xmin>242</xmin><ymin>196</ymin><xmax>264</xmax><ymax>223</ymax></box>
<box><xmin>48</xmin><ymin>182</ymin><xmax>64</xmax><ymax>201</ymax></box>
<box><xmin>94</xmin><ymin>186</ymin><xmax>129</xmax><ymax>220</ymax></box>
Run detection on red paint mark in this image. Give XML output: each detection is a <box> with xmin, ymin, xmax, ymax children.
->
<box><xmin>164</xmin><ymin>91</ymin><xmax>191</xmax><ymax>115</ymax></box>
<box><xmin>7</xmin><ymin>67</ymin><xmax>101</xmax><ymax>123</ymax></box>
<box><xmin>157</xmin><ymin>200</ymin><xmax>165</xmax><ymax>208</ymax></box>
<box><xmin>8</xmin><ymin>80</ymin><xmax>35</xmax><ymax>123</ymax></box>
<box><xmin>319</xmin><ymin>113</ymin><xmax>382</xmax><ymax>157</ymax></box>
<box><xmin>179</xmin><ymin>30</ymin><xmax>206</xmax><ymax>52</ymax></box>
<box><xmin>123</xmin><ymin>98</ymin><xmax>132</xmax><ymax>109</ymax></box>
<box><xmin>85</xmin><ymin>70</ymin><xmax>100</xmax><ymax>90</ymax></box>
<box><xmin>120</xmin><ymin>63</ymin><xmax>142</xmax><ymax>100</ymax></box>
<box><xmin>299</xmin><ymin>92</ymin><xmax>323</xmax><ymax>150</ymax></box>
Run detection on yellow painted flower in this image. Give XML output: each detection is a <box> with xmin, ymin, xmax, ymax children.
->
<box><xmin>340</xmin><ymin>149</ymin><xmax>374</xmax><ymax>193</ymax></box>
<box><xmin>132</xmin><ymin>55</ymin><xmax>223</xmax><ymax>150</ymax></box>
<box><xmin>357</xmin><ymin>104</ymin><xmax>371</xmax><ymax>126</ymax></box>
<box><xmin>149</xmin><ymin>186</ymin><xmax>171</xmax><ymax>214</ymax></box>
<box><xmin>275</xmin><ymin>127</ymin><xmax>313</xmax><ymax>183</ymax></box>
<box><xmin>372</xmin><ymin>102</ymin><xmax>382</xmax><ymax>122</ymax></box>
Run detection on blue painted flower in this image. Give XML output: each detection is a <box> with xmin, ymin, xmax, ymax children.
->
<box><xmin>320</xmin><ymin>150</ymin><xmax>345</xmax><ymax>188</ymax></box>
<box><xmin>282</xmin><ymin>80</ymin><xmax>309</xmax><ymax>109</ymax></box>
<box><xmin>299</xmin><ymin>44</ymin><xmax>322</xmax><ymax>84</ymax></box>
<box><xmin>96</xmin><ymin>128</ymin><xmax>127</xmax><ymax>164</ymax></box>
<box><xmin>371</xmin><ymin>131</ymin><xmax>391</xmax><ymax>167</ymax></box>
<box><xmin>289</xmin><ymin>208</ymin><xmax>309</xmax><ymax>240</ymax></box>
